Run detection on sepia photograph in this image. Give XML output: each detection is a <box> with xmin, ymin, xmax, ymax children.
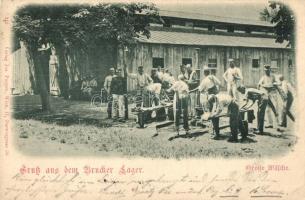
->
<box><xmin>11</xmin><ymin>1</ymin><xmax>297</xmax><ymax>158</ymax></box>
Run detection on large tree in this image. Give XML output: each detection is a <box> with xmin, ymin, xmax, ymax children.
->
<box><xmin>13</xmin><ymin>3</ymin><xmax>160</xmax><ymax>111</ymax></box>
<box><xmin>260</xmin><ymin>2</ymin><xmax>295</xmax><ymax>48</ymax></box>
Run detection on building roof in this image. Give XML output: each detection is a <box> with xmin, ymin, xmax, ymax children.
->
<box><xmin>137</xmin><ymin>30</ymin><xmax>289</xmax><ymax>49</ymax></box>
<box><xmin>159</xmin><ymin>10</ymin><xmax>273</xmax><ymax>27</ymax></box>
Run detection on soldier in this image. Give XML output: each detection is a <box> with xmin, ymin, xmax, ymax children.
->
<box><xmin>223</xmin><ymin>59</ymin><xmax>243</xmax><ymax>102</ymax></box>
<box><xmin>257</xmin><ymin>65</ymin><xmax>279</xmax><ymax>129</ymax></box>
<box><xmin>151</xmin><ymin>68</ymin><xmax>162</xmax><ymax>84</ymax></box>
<box><xmin>239</xmin><ymin>86</ymin><xmax>269</xmax><ymax>135</ymax></box>
<box><xmin>277</xmin><ymin>74</ymin><xmax>295</xmax><ymax>128</ymax></box>
<box><xmin>167</xmin><ymin>75</ymin><xmax>190</xmax><ymax>135</ymax></box>
<box><xmin>104</xmin><ymin>68</ymin><xmax>115</xmax><ymax>119</ymax></box>
<box><xmin>126</xmin><ymin>66</ymin><xmax>153</xmax><ymax>107</ymax></box>
<box><xmin>198</xmin><ymin>67</ymin><xmax>221</xmax><ymax>139</ymax></box>
<box><xmin>110</xmin><ymin>68</ymin><xmax>127</xmax><ymax>122</ymax></box>
<box><xmin>185</xmin><ymin>64</ymin><xmax>199</xmax><ymax>118</ymax></box>
<box><xmin>201</xmin><ymin>92</ymin><xmax>248</xmax><ymax>143</ymax></box>
<box><xmin>179</xmin><ymin>64</ymin><xmax>188</xmax><ymax>80</ymax></box>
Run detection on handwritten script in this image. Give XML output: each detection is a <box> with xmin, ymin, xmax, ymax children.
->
<box><xmin>3</xmin><ymin>170</ymin><xmax>286</xmax><ymax>200</ymax></box>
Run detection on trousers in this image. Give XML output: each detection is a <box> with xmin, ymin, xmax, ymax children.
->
<box><xmin>279</xmin><ymin>92</ymin><xmax>294</xmax><ymax>127</ymax></box>
<box><xmin>228</xmin><ymin>101</ymin><xmax>247</xmax><ymax>139</ymax></box>
<box><xmin>112</xmin><ymin>94</ymin><xmax>125</xmax><ymax>118</ymax></box>
<box><xmin>207</xmin><ymin>96</ymin><xmax>247</xmax><ymax>139</ymax></box>
<box><xmin>265</xmin><ymin>90</ymin><xmax>279</xmax><ymax>127</ymax></box>
<box><xmin>107</xmin><ymin>94</ymin><xmax>112</xmax><ymax>118</ymax></box>
<box><xmin>227</xmin><ymin>82</ymin><xmax>239</xmax><ymax>100</ymax></box>
<box><xmin>257</xmin><ymin>94</ymin><xmax>277</xmax><ymax>132</ymax></box>
<box><xmin>175</xmin><ymin>97</ymin><xmax>189</xmax><ymax>130</ymax></box>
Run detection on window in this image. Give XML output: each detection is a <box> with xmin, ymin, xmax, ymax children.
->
<box><xmin>271</xmin><ymin>59</ymin><xmax>278</xmax><ymax>69</ymax></box>
<box><xmin>252</xmin><ymin>59</ymin><xmax>259</xmax><ymax>68</ymax></box>
<box><xmin>152</xmin><ymin>57</ymin><xmax>164</xmax><ymax>68</ymax></box>
<box><xmin>182</xmin><ymin>58</ymin><xmax>192</xmax><ymax>66</ymax></box>
<box><xmin>227</xmin><ymin>25</ymin><xmax>235</xmax><ymax>33</ymax></box>
<box><xmin>208</xmin><ymin>58</ymin><xmax>217</xmax><ymax>68</ymax></box>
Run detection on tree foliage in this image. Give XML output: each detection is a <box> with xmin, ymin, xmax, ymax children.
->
<box><xmin>13</xmin><ymin>3</ymin><xmax>161</xmax><ymax>111</ymax></box>
<box><xmin>13</xmin><ymin>3</ymin><xmax>161</xmax><ymax>50</ymax></box>
<box><xmin>260</xmin><ymin>2</ymin><xmax>295</xmax><ymax>48</ymax></box>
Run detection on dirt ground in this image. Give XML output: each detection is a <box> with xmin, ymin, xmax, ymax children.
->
<box><xmin>13</xmin><ymin>95</ymin><xmax>297</xmax><ymax>159</ymax></box>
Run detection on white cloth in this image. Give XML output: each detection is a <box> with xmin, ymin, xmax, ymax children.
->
<box><xmin>112</xmin><ymin>94</ymin><xmax>125</xmax><ymax>118</ymax></box>
<box><xmin>258</xmin><ymin>75</ymin><xmax>276</xmax><ymax>90</ymax></box>
<box><xmin>265</xmin><ymin>91</ymin><xmax>279</xmax><ymax>127</ymax></box>
<box><xmin>128</xmin><ymin>73</ymin><xmax>153</xmax><ymax>88</ymax></box>
<box><xmin>201</xmin><ymin>93</ymin><xmax>233</xmax><ymax>120</ymax></box>
<box><xmin>223</xmin><ymin>67</ymin><xmax>243</xmax><ymax>101</ymax></box>
<box><xmin>223</xmin><ymin>67</ymin><xmax>243</xmax><ymax>83</ymax></box>
<box><xmin>258</xmin><ymin>74</ymin><xmax>278</xmax><ymax>127</ymax></box>
<box><xmin>146</xmin><ymin>83</ymin><xmax>162</xmax><ymax>95</ymax></box>
<box><xmin>279</xmin><ymin>80</ymin><xmax>295</xmax><ymax>97</ymax></box>
<box><xmin>163</xmin><ymin>73</ymin><xmax>175</xmax><ymax>85</ymax></box>
<box><xmin>169</xmin><ymin>80</ymin><xmax>189</xmax><ymax>99</ymax></box>
<box><xmin>157</xmin><ymin>71</ymin><xmax>164</xmax><ymax>82</ymax></box>
<box><xmin>198</xmin><ymin>75</ymin><xmax>221</xmax><ymax>92</ymax></box>
<box><xmin>104</xmin><ymin>75</ymin><xmax>113</xmax><ymax>93</ymax></box>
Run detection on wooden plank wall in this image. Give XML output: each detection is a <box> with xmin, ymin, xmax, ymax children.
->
<box><xmin>118</xmin><ymin>43</ymin><xmax>295</xmax><ymax>91</ymax></box>
<box><xmin>12</xmin><ymin>45</ymin><xmax>33</xmax><ymax>95</ymax></box>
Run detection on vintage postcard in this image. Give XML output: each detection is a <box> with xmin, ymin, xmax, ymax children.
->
<box><xmin>0</xmin><ymin>0</ymin><xmax>305</xmax><ymax>199</ymax></box>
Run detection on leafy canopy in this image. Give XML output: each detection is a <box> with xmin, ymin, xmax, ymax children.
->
<box><xmin>13</xmin><ymin>3</ymin><xmax>161</xmax><ymax>50</ymax></box>
<box><xmin>260</xmin><ymin>2</ymin><xmax>295</xmax><ymax>48</ymax></box>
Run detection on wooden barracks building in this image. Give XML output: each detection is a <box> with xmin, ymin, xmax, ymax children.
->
<box><xmin>12</xmin><ymin>9</ymin><xmax>295</xmax><ymax>95</ymax></box>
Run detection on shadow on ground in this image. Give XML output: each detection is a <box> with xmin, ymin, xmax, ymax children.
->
<box><xmin>12</xmin><ymin>95</ymin><xmax>136</xmax><ymax>127</ymax></box>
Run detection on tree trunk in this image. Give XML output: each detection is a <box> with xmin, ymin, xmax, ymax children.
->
<box><xmin>55</xmin><ymin>44</ymin><xmax>69</xmax><ymax>99</ymax></box>
<box><xmin>27</xmin><ymin>44</ymin><xmax>52</xmax><ymax>112</ymax></box>
<box><xmin>36</xmin><ymin>55</ymin><xmax>51</xmax><ymax>112</ymax></box>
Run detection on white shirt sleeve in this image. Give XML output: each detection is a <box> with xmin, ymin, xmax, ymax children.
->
<box><xmin>127</xmin><ymin>72</ymin><xmax>137</xmax><ymax>79</ymax></box>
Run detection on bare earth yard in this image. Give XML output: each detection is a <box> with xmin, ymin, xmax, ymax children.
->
<box><xmin>13</xmin><ymin>95</ymin><xmax>297</xmax><ymax>158</ymax></box>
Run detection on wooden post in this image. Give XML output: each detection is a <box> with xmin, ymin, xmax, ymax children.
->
<box><xmin>123</xmin><ymin>46</ymin><xmax>129</xmax><ymax>119</ymax></box>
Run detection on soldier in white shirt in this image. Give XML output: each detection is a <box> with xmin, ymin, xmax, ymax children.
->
<box><xmin>126</xmin><ymin>66</ymin><xmax>153</xmax><ymax>107</ymax></box>
<box><xmin>162</xmin><ymin>69</ymin><xmax>175</xmax><ymax>88</ymax></box>
<box><xmin>185</xmin><ymin>64</ymin><xmax>199</xmax><ymax>118</ymax></box>
<box><xmin>198</xmin><ymin>67</ymin><xmax>222</xmax><ymax>139</ymax></box>
<box><xmin>223</xmin><ymin>59</ymin><xmax>243</xmax><ymax>102</ymax></box>
<box><xmin>258</xmin><ymin>65</ymin><xmax>279</xmax><ymax>129</ymax></box>
<box><xmin>104</xmin><ymin>68</ymin><xmax>115</xmax><ymax>119</ymax></box>
<box><xmin>277</xmin><ymin>74</ymin><xmax>295</xmax><ymax>128</ymax></box>
<box><xmin>198</xmin><ymin>67</ymin><xmax>221</xmax><ymax>95</ymax></box>
<box><xmin>200</xmin><ymin>92</ymin><xmax>248</xmax><ymax>142</ymax></box>
<box><xmin>167</xmin><ymin>75</ymin><xmax>190</xmax><ymax>135</ymax></box>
